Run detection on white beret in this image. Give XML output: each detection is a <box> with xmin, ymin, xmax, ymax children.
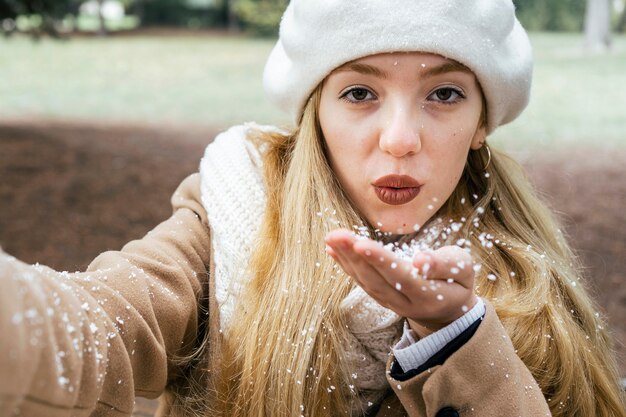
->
<box><xmin>263</xmin><ymin>0</ymin><xmax>533</xmax><ymax>134</ymax></box>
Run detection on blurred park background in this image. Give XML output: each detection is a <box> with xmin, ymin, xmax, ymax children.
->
<box><xmin>0</xmin><ymin>0</ymin><xmax>625</xmax><ymax>414</ymax></box>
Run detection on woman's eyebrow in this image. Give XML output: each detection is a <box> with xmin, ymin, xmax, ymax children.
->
<box><xmin>421</xmin><ymin>61</ymin><xmax>472</xmax><ymax>78</ymax></box>
<box><xmin>334</xmin><ymin>63</ymin><xmax>390</xmax><ymax>79</ymax></box>
<box><xmin>334</xmin><ymin>61</ymin><xmax>471</xmax><ymax>79</ymax></box>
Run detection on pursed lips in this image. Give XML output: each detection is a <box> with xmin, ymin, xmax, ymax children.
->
<box><xmin>372</xmin><ymin>174</ymin><xmax>422</xmax><ymax>205</ymax></box>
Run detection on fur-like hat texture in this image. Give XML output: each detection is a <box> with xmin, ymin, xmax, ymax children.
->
<box><xmin>263</xmin><ymin>0</ymin><xmax>533</xmax><ymax>134</ymax></box>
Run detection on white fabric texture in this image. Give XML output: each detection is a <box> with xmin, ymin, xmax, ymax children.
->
<box><xmin>393</xmin><ymin>298</ymin><xmax>486</xmax><ymax>372</ymax></box>
<box><xmin>263</xmin><ymin>0</ymin><xmax>533</xmax><ymax>134</ymax></box>
<box><xmin>199</xmin><ymin>123</ymin><xmax>269</xmax><ymax>332</ymax></box>
<box><xmin>199</xmin><ymin>124</ymin><xmax>403</xmax><ymax>407</ymax></box>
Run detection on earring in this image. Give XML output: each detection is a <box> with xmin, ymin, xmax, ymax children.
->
<box><xmin>481</xmin><ymin>142</ymin><xmax>492</xmax><ymax>171</ymax></box>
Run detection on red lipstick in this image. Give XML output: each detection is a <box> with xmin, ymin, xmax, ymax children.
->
<box><xmin>373</xmin><ymin>175</ymin><xmax>422</xmax><ymax>205</ymax></box>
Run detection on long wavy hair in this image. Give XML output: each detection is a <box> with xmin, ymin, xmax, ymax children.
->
<box><xmin>171</xmin><ymin>84</ymin><xmax>625</xmax><ymax>417</ymax></box>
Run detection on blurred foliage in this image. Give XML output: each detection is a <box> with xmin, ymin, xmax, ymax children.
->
<box><xmin>618</xmin><ymin>6</ymin><xmax>626</xmax><ymax>32</ymax></box>
<box><xmin>130</xmin><ymin>0</ymin><xmax>222</xmax><ymax>28</ymax></box>
<box><xmin>0</xmin><ymin>0</ymin><xmax>81</xmax><ymax>37</ymax></box>
<box><xmin>0</xmin><ymin>0</ymin><xmax>287</xmax><ymax>36</ymax></box>
<box><xmin>233</xmin><ymin>0</ymin><xmax>286</xmax><ymax>36</ymax></box>
<box><xmin>0</xmin><ymin>0</ymin><xmax>80</xmax><ymax>20</ymax></box>
<box><xmin>514</xmin><ymin>0</ymin><xmax>587</xmax><ymax>31</ymax></box>
<box><xmin>0</xmin><ymin>0</ymin><xmax>224</xmax><ymax>36</ymax></box>
<box><xmin>0</xmin><ymin>0</ymin><xmax>622</xmax><ymax>38</ymax></box>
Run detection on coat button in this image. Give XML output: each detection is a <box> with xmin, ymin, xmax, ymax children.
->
<box><xmin>435</xmin><ymin>407</ymin><xmax>460</xmax><ymax>417</ymax></box>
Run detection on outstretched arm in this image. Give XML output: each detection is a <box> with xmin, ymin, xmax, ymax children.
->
<box><xmin>0</xmin><ymin>173</ymin><xmax>211</xmax><ymax>417</ymax></box>
<box><xmin>326</xmin><ymin>229</ymin><xmax>551</xmax><ymax>417</ymax></box>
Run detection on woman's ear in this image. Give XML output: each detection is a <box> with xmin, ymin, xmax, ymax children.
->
<box><xmin>470</xmin><ymin>125</ymin><xmax>487</xmax><ymax>151</ymax></box>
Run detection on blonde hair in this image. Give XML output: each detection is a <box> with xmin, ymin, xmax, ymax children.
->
<box><xmin>174</xmin><ymin>85</ymin><xmax>625</xmax><ymax>417</ymax></box>
<box><xmin>210</xmin><ymin>88</ymin><xmax>361</xmax><ymax>416</ymax></box>
<box><xmin>446</xmin><ymin>148</ymin><xmax>625</xmax><ymax>416</ymax></box>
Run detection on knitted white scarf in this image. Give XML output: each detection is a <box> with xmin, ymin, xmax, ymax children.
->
<box><xmin>199</xmin><ymin>123</ymin><xmax>402</xmax><ymax>409</ymax></box>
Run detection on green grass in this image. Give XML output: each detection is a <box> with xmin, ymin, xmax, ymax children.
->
<box><xmin>491</xmin><ymin>32</ymin><xmax>626</xmax><ymax>150</ymax></box>
<box><xmin>14</xmin><ymin>14</ymin><xmax>141</xmax><ymax>33</ymax></box>
<box><xmin>71</xmin><ymin>15</ymin><xmax>141</xmax><ymax>32</ymax></box>
<box><xmin>0</xmin><ymin>32</ymin><xmax>625</xmax><ymax>147</ymax></box>
<box><xmin>0</xmin><ymin>35</ymin><xmax>282</xmax><ymax>131</ymax></box>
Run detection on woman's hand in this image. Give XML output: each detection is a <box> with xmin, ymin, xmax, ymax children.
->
<box><xmin>325</xmin><ymin>229</ymin><xmax>477</xmax><ymax>338</ymax></box>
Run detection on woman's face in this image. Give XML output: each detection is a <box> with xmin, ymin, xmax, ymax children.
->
<box><xmin>319</xmin><ymin>52</ymin><xmax>486</xmax><ymax>234</ymax></box>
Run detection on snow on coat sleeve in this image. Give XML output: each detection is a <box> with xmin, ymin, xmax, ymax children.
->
<box><xmin>385</xmin><ymin>300</ymin><xmax>552</xmax><ymax>417</ymax></box>
<box><xmin>0</xmin><ymin>173</ymin><xmax>211</xmax><ymax>417</ymax></box>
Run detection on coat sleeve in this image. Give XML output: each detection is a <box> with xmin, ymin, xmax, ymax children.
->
<box><xmin>0</xmin><ymin>173</ymin><xmax>211</xmax><ymax>417</ymax></box>
<box><xmin>386</xmin><ymin>301</ymin><xmax>552</xmax><ymax>417</ymax></box>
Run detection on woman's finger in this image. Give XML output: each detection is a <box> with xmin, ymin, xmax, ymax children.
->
<box><xmin>353</xmin><ymin>239</ymin><xmax>416</xmax><ymax>282</ymax></box>
<box><xmin>327</xmin><ymin>234</ymin><xmax>412</xmax><ymax>307</ymax></box>
<box><xmin>413</xmin><ymin>245</ymin><xmax>474</xmax><ymax>288</ymax></box>
<box><xmin>325</xmin><ymin>228</ymin><xmax>358</xmax><ymax>247</ymax></box>
<box><xmin>334</xmin><ymin>242</ymin><xmax>398</xmax><ymax>294</ymax></box>
<box><xmin>326</xmin><ymin>243</ymin><xmax>358</xmax><ymax>278</ymax></box>
<box><xmin>351</xmin><ymin>240</ymin><xmax>469</xmax><ymax>320</ymax></box>
<box><xmin>327</xmin><ymin>232</ymin><xmax>475</xmax><ymax>322</ymax></box>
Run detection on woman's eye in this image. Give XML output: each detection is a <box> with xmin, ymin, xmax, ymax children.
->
<box><xmin>341</xmin><ymin>87</ymin><xmax>375</xmax><ymax>103</ymax></box>
<box><xmin>428</xmin><ymin>87</ymin><xmax>465</xmax><ymax>104</ymax></box>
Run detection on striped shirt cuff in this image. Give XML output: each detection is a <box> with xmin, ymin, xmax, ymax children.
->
<box><xmin>392</xmin><ymin>298</ymin><xmax>486</xmax><ymax>372</ymax></box>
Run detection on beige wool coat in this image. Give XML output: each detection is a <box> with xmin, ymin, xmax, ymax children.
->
<box><xmin>0</xmin><ymin>174</ymin><xmax>551</xmax><ymax>417</ymax></box>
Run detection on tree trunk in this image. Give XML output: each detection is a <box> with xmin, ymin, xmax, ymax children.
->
<box><xmin>134</xmin><ymin>0</ymin><xmax>145</xmax><ymax>25</ymax></box>
<box><xmin>584</xmin><ymin>0</ymin><xmax>611</xmax><ymax>50</ymax></box>
<box><xmin>97</xmin><ymin>0</ymin><xmax>108</xmax><ymax>37</ymax></box>
<box><xmin>618</xmin><ymin>5</ymin><xmax>626</xmax><ymax>32</ymax></box>
<box><xmin>223</xmin><ymin>0</ymin><xmax>240</xmax><ymax>32</ymax></box>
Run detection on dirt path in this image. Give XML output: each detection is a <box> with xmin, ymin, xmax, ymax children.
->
<box><xmin>1</xmin><ymin>119</ymin><xmax>624</xmax><ymax>415</ymax></box>
<box><xmin>0</xmin><ymin>119</ymin><xmax>213</xmax><ymax>269</ymax></box>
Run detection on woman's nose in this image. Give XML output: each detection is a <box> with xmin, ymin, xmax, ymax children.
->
<box><xmin>378</xmin><ymin>106</ymin><xmax>422</xmax><ymax>157</ymax></box>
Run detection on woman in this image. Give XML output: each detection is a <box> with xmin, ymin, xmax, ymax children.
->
<box><xmin>0</xmin><ymin>0</ymin><xmax>624</xmax><ymax>416</ymax></box>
